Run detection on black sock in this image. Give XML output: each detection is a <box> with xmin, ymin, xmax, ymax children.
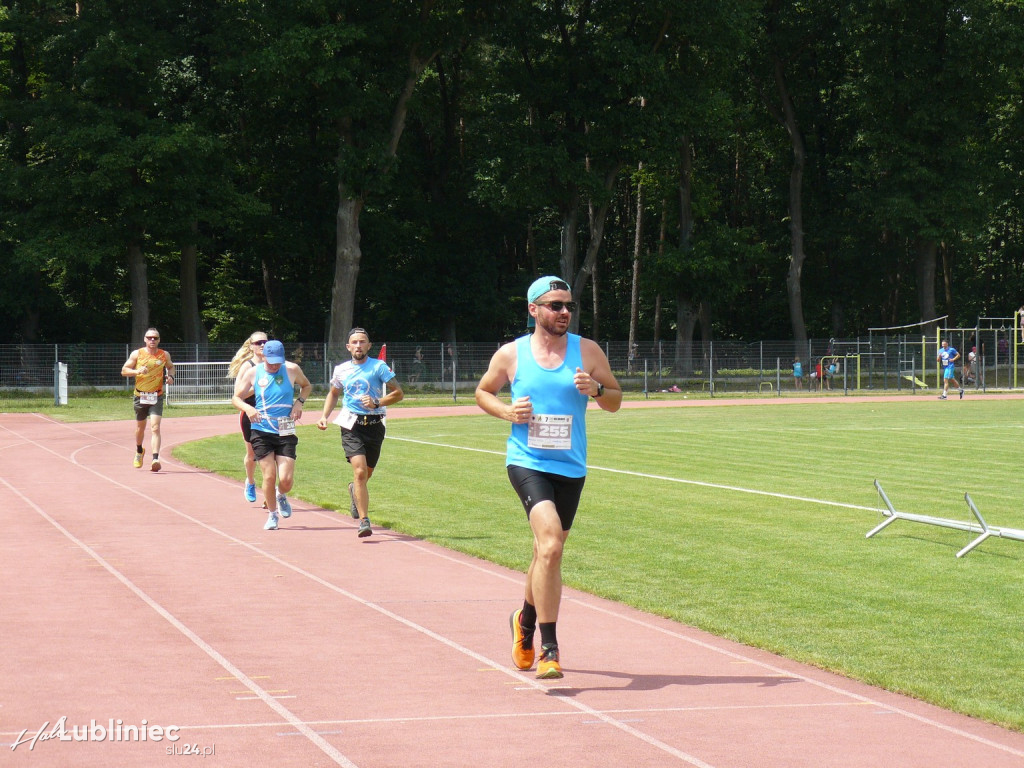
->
<box><xmin>136</xmin><ymin>445</ymin><xmax>143</xmax><ymax>453</ymax></box>
<box><xmin>538</xmin><ymin>622</ymin><xmax>557</xmax><ymax>648</ymax></box>
<box><xmin>520</xmin><ymin>601</ymin><xmax>537</xmax><ymax>632</ymax></box>
<box><xmin>152</xmin><ymin>453</ymin><xmax>159</xmax><ymax>460</ymax></box>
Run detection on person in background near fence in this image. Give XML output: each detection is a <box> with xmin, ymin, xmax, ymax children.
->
<box><xmin>121</xmin><ymin>328</ymin><xmax>175</xmax><ymax>472</ymax></box>
<box><xmin>316</xmin><ymin>327</ymin><xmax>403</xmax><ymax>538</ymax></box>
<box><xmin>792</xmin><ymin>357</ymin><xmax>803</xmax><ymax>390</ymax></box>
<box><xmin>964</xmin><ymin>346</ymin><xmax>977</xmax><ymax>386</ymax></box>
<box><xmin>475</xmin><ymin>276</ymin><xmax>622</xmax><ymax>680</ymax></box>
<box><xmin>937</xmin><ymin>339</ymin><xmax>963</xmax><ymax>400</ymax></box>
<box><xmin>232</xmin><ymin>340</ymin><xmax>312</xmax><ymax>530</ymax></box>
<box><xmin>408</xmin><ymin>345</ymin><xmax>424</xmax><ymax>383</ymax></box>
<box><xmin>1019</xmin><ymin>305</ymin><xmax>1024</xmax><ymax>344</ymax></box>
<box><xmin>227</xmin><ymin>331</ymin><xmax>268</xmax><ymax>503</ymax></box>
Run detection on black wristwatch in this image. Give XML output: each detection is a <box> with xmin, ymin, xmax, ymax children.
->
<box><xmin>297</xmin><ymin>397</ymin><xmax>306</xmax><ymax>404</ymax></box>
<box><xmin>593</xmin><ymin>382</ymin><xmax>604</xmax><ymax>398</ymax></box>
<box><xmin>372</xmin><ymin>398</ymin><xmax>380</xmax><ymax>409</ymax></box>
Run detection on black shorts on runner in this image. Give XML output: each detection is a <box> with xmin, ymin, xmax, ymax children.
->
<box><xmin>240</xmin><ymin>394</ymin><xmax>256</xmax><ymax>442</ymax></box>
<box><xmin>133</xmin><ymin>395</ymin><xmax>164</xmax><ymax>420</ymax></box>
<box><xmin>506</xmin><ymin>465</ymin><xmax>586</xmax><ymax>532</ymax></box>
<box><xmin>250</xmin><ymin>430</ymin><xmax>298</xmax><ymax>461</ymax></box>
<box><xmin>341</xmin><ymin>420</ymin><xmax>386</xmax><ymax>468</ymax></box>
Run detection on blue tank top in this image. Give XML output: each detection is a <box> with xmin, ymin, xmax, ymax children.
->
<box><xmin>251</xmin><ymin>363</ymin><xmax>294</xmax><ymax>435</ymax></box>
<box><xmin>506</xmin><ymin>333</ymin><xmax>588</xmax><ymax>478</ymax></box>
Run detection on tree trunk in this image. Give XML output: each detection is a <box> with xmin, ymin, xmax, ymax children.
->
<box><xmin>674</xmin><ymin>135</ymin><xmax>698</xmax><ymax>371</ymax></box>
<box><xmin>626</xmin><ymin>162</ymin><xmax>643</xmax><ymax>360</ymax></box>
<box><xmin>559</xmin><ymin>192</ymin><xmax>580</xmax><ymax>287</ymax></box>
<box><xmin>568</xmin><ymin>163</ymin><xmax>622</xmax><ymax>334</ymax></box>
<box><xmin>916</xmin><ymin>238</ymin><xmax>939</xmax><ymax>334</ymax></box>
<box><xmin>654</xmin><ymin>198</ymin><xmax>667</xmax><ymax>343</ymax></box>
<box><xmin>127</xmin><ymin>240</ymin><xmax>149</xmax><ymax>343</ymax></box>
<box><xmin>325</xmin><ymin>47</ymin><xmax>435</xmax><ymax>358</ymax></box>
<box><xmin>179</xmin><ymin>221</ymin><xmax>208</xmax><ymax>353</ymax></box>
<box><xmin>327</xmin><ymin>192</ymin><xmax>363</xmax><ymax>359</ymax></box>
<box><xmin>940</xmin><ymin>241</ymin><xmax>953</xmax><ymax>317</ymax></box>
<box><xmin>628</xmin><ymin>163</ymin><xmax>644</xmax><ymax>360</ymax></box>
<box><xmin>675</xmin><ymin>297</ymin><xmax>698</xmax><ymax>375</ymax></box>
<box><xmin>772</xmin><ymin>54</ymin><xmax>809</xmax><ymax>358</ymax></box>
<box><xmin>591</xmin><ymin>257</ymin><xmax>599</xmax><ymax>340</ymax></box>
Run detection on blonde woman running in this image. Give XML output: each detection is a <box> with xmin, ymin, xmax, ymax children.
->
<box><xmin>228</xmin><ymin>331</ymin><xmax>269</xmax><ymax>501</ymax></box>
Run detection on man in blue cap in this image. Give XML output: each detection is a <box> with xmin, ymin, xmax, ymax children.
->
<box><xmin>232</xmin><ymin>340</ymin><xmax>313</xmax><ymax>530</ymax></box>
<box><xmin>475</xmin><ymin>276</ymin><xmax>622</xmax><ymax>679</ymax></box>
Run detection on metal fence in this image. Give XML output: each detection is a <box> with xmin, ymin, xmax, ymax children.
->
<box><xmin>1</xmin><ymin>335</ymin><xmax>1021</xmax><ymax>405</ymax></box>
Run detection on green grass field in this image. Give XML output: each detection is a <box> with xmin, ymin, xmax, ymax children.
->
<box><xmin>20</xmin><ymin>393</ymin><xmax>1024</xmax><ymax>731</ymax></box>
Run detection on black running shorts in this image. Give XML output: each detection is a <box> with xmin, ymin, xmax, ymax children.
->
<box><xmin>506</xmin><ymin>465</ymin><xmax>586</xmax><ymax>532</ymax></box>
<box><xmin>340</xmin><ymin>421</ymin><xmax>386</xmax><ymax>468</ymax></box>
<box><xmin>250</xmin><ymin>430</ymin><xmax>298</xmax><ymax>461</ymax></box>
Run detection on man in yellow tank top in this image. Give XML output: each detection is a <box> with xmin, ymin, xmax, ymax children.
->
<box><xmin>121</xmin><ymin>328</ymin><xmax>175</xmax><ymax>471</ymax></box>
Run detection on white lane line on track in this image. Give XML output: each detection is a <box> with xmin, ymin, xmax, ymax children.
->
<box><xmin>0</xmin><ymin>420</ymin><xmax>718</xmax><ymax>768</ymax></box>
<box><xmin>388</xmin><ymin>436</ymin><xmax>880</xmax><ymax>513</ymax></box>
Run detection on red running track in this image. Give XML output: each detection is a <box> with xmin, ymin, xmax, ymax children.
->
<box><xmin>2</xmin><ymin>407</ymin><xmax>1024</xmax><ymax>768</ymax></box>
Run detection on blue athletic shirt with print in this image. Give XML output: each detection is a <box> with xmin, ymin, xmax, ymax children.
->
<box><xmin>940</xmin><ymin>346</ymin><xmax>958</xmax><ymax>371</ymax></box>
<box><xmin>251</xmin><ymin>362</ymin><xmax>294</xmax><ymax>435</ymax></box>
<box><xmin>506</xmin><ymin>333</ymin><xmax>589</xmax><ymax>479</ymax></box>
<box><xmin>330</xmin><ymin>358</ymin><xmax>395</xmax><ymax>415</ymax></box>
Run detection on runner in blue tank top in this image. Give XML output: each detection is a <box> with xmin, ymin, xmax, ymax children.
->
<box><xmin>476</xmin><ymin>276</ymin><xmax>622</xmax><ymax>680</ymax></box>
<box><xmin>232</xmin><ymin>340</ymin><xmax>313</xmax><ymax>531</ymax></box>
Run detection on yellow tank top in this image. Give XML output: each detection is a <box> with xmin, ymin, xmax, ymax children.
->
<box><xmin>134</xmin><ymin>348</ymin><xmax>168</xmax><ymax>395</ymax></box>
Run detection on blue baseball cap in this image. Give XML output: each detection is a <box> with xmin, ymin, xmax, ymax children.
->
<box><xmin>527</xmin><ymin>275</ymin><xmax>570</xmax><ymax>327</ymax></box>
<box><xmin>263</xmin><ymin>340</ymin><xmax>286</xmax><ymax>364</ymax></box>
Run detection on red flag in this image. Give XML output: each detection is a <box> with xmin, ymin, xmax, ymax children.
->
<box><xmin>378</xmin><ymin>343</ymin><xmax>387</xmax><ymax>362</ymax></box>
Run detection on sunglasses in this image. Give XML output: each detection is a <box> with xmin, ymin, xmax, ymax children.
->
<box><xmin>252</xmin><ymin>340</ymin><xmax>268</xmax><ymax>346</ymax></box>
<box><xmin>536</xmin><ymin>300</ymin><xmax>577</xmax><ymax>313</ymax></box>
<box><xmin>145</xmin><ymin>336</ymin><xmax>159</xmax><ymax>340</ymax></box>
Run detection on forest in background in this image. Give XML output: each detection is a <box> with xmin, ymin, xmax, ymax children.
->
<box><xmin>2</xmin><ymin>0</ymin><xmax>1023</xmax><ymax>356</ymax></box>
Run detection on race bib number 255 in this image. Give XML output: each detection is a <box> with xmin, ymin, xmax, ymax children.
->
<box><xmin>527</xmin><ymin>414</ymin><xmax>573</xmax><ymax>450</ymax></box>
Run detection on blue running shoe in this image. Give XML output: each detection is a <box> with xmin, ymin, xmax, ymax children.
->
<box><xmin>277</xmin><ymin>493</ymin><xmax>292</xmax><ymax>518</ymax></box>
<box><xmin>244</xmin><ymin>482</ymin><xmax>257</xmax><ymax>503</ymax></box>
<box><xmin>264</xmin><ymin>513</ymin><xmax>279</xmax><ymax>531</ymax></box>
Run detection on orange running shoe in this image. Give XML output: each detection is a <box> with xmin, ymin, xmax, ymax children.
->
<box><xmin>510</xmin><ymin>609</ymin><xmax>535</xmax><ymax>670</ymax></box>
<box><xmin>536</xmin><ymin>644</ymin><xmax>562</xmax><ymax>679</ymax></box>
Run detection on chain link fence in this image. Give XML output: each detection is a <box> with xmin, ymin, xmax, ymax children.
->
<box><xmin>1</xmin><ymin>335</ymin><xmax>1021</xmax><ymax>407</ymax></box>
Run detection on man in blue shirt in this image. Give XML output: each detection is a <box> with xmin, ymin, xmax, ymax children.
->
<box><xmin>317</xmin><ymin>327</ymin><xmax>404</xmax><ymax>538</ymax></box>
<box><xmin>937</xmin><ymin>339</ymin><xmax>963</xmax><ymax>400</ymax></box>
<box><xmin>232</xmin><ymin>340</ymin><xmax>313</xmax><ymax>530</ymax></box>
<box><xmin>476</xmin><ymin>276</ymin><xmax>622</xmax><ymax>680</ymax></box>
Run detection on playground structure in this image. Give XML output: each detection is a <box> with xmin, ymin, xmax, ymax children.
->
<box><xmin>860</xmin><ymin>312</ymin><xmax>1024</xmax><ymax>393</ymax></box>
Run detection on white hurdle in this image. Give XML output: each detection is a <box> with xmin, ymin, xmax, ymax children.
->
<box><xmin>867</xmin><ymin>479</ymin><xmax>1024</xmax><ymax>558</ymax></box>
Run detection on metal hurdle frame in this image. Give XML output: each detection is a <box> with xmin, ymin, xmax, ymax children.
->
<box><xmin>866</xmin><ymin>480</ymin><xmax>1024</xmax><ymax>558</ymax></box>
